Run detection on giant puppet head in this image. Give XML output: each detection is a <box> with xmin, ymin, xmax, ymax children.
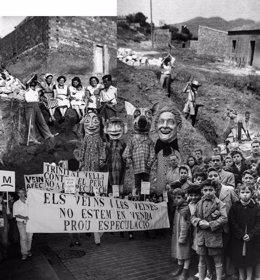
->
<box><xmin>80</xmin><ymin>111</ymin><xmax>102</xmax><ymax>137</ymax></box>
<box><xmin>155</xmin><ymin>105</ymin><xmax>182</xmax><ymax>143</ymax></box>
<box><xmin>125</xmin><ymin>101</ymin><xmax>159</xmax><ymax>133</ymax></box>
<box><xmin>104</xmin><ymin>117</ymin><xmax>127</xmax><ymax>140</ymax></box>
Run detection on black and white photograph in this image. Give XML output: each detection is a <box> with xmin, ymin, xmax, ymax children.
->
<box><xmin>1</xmin><ymin>0</ymin><xmax>260</xmax><ymax>279</ymax></box>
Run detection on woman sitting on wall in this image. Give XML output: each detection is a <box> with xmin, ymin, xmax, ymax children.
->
<box><xmin>69</xmin><ymin>77</ymin><xmax>86</xmax><ymax>120</ymax></box>
<box><xmin>40</xmin><ymin>73</ymin><xmax>58</xmax><ymax>124</ymax></box>
<box><xmin>53</xmin><ymin>75</ymin><xmax>70</xmax><ymax>122</ymax></box>
<box><xmin>85</xmin><ymin>76</ymin><xmax>102</xmax><ymax>112</ymax></box>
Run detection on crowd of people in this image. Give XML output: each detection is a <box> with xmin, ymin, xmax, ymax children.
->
<box><xmin>0</xmin><ymin>69</ymin><xmax>118</xmax><ymax>144</ymax></box>
<box><xmin>165</xmin><ymin>140</ymin><xmax>260</xmax><ymax>280</ymax></box>
<box><xmin>1</xmin><ymin>67</ymin><xmax>260</xmax><ymax>280</ymax></box>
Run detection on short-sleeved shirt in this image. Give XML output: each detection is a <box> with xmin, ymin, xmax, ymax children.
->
<box><xmin>13</xmin><ymin>199</ymin><xmax>28</xmax><ymax>223</ymax></box>
<box><xmin>25</xmin><ymin>88</ymin><xmax>40</xmax><ymax>103</ymax></box>
<box><xmin>100</xmin><ymin>85</ymin><xmax>117</xmax><ymax>105</ymax></box>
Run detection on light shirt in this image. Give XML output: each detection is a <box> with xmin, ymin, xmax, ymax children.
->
<box><xmin>87</xmin><ymin>84</ymin><xmax>102</xmax><ymax>109</ymax></box>
<box><xmin>25</xmin><ymin>88</ymin><xmax>40</xmax><ymax>103</ymax></box>
<box><xmin>13</xmin><ymin>199</ymin><xmax>28</xmax><ymax>223</ymax></box>
<box><xmin>100</xmin><ymin>85</ymin><xmax>117</xmax><ymax>105</ymax></box>
<box><xmin>161</xmin><ymin>64</ymin><xmax>171</xmax><ymax>75</ymax></box>
<box><xmin>187</xmin><ymin>88</ymin><xmax>196</xmax><ymax>102</ymax></box>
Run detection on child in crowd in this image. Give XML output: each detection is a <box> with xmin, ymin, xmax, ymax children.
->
<box><xmin>255</xmin><ymin>177</ymin><xmax>260</xmax><ymax>208</ymax></box>
<box><xmin>223</xmin><ymin>155</ymin><xmax>233</xmax><ymax>172</ymax></box>
<box><xmin>203</xmin><ymin>157</ymin><xmax>213</xmax><ymax>172</ymax></box>
<box><xmin>242</xmin><ymin>170</ymin><xmax>255</xmax><ymax>187</ymax></box>
<box><xmin>229</xmin><ymin>184</ymin><xmax>260</xmax><ymax>280</ymax></box>
<box><xmin>179</xmin><ymin>166</ymin><xmax>192</xmax><ymax>192</ymax></box>
<box><xmin>187</xmin><ymin>184</ymin><xmax>201</xmax><ymax>252</ymax></box>
<box><xmin>193</xmin><ymin>171</ymin><xmax>207</xmax><ymax>185</ymax></box>
<box><xmin>230</xmin><ymin>150</ymin><xmax>249</xmax><ymax>186</ymax></box>
<box><xmin>191</xmin><ymin>180</ymin><xmax>228</xmax><ymax>280</ymax></box>
<box><xmin>171</xmin><ymin>188</ymin><xmax>191</xmax><ymax>280</ymax></box>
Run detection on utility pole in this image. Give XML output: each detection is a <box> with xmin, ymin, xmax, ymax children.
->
<box><xmin>150</xmin><ymin>0</ymin><xmax>154</xmax><ymax>48</ymax></box>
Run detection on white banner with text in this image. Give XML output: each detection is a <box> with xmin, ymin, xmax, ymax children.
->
<box><xmin>43</xmin><ymin>163</ymin><xmax>109</xmax><ymax>193</ymax></box>
<box><xmin>27</xmin><ymin>189</ymin><xmax>169</xmax><ymax>233</ymax></box>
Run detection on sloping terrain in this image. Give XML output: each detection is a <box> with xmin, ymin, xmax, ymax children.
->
<box><xmin>171</xmin><ymin>17</ymin><xmax>256</xmax><ymax>37</ymax></box>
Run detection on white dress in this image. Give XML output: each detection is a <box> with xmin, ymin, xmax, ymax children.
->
<box><xmin>69</xmin><ymin>86</ymin><xmax>86</xmax><ymax>109</ymax></box>
<box><xmin>55</xmin><ymin>85</ymin><xmax>70</xmax><ymax>108</ymax></box>
<box><xmin>87</xmin><ymin>84</ymin><xmax>102</xmax><ymax>109</ymax></box>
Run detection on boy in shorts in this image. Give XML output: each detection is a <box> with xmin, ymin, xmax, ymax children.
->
<box><xmin>191</xmin><ymin>180</ymin><xmax>227</xmax><ymax>280</ymax></box>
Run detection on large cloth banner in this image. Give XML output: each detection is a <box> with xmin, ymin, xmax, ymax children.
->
<box><xmin>43</xmin><ymin>163</ymin><xmax>109</xmax><ymax>193</ymax></box>
<box><xmin>27</xmin><ymin>189</ymin><xmax>170</xmax><ymax>233</ymax></box>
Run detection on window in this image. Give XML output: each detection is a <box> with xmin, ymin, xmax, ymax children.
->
<box><xmin>232</xmin><ymin>40</ymin><xmax>236</xmax><ymax>52</ymax></box>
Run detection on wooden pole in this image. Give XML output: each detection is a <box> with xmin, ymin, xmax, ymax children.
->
<box><xmin>150</xmin><ymin>0</ymin><xmax>154</xmax><ymax>48</ymax></box>
<box><xmin>6</xmin><ymin>192</ymin><xmax>10</xmax><ymax>215</ymax></box>
<box><xmin>26</xmin><ymin>113</ymin><xmax>32</xmax><ymax>146</ymax></box>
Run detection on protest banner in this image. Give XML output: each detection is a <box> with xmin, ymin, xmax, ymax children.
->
<box><xmin>141</xmin><ymin>181</ymin><xmax>150</xmax><ymax>195</ymax></box>
<box><xmin>24</xmin><ymin>174</ymin><xmax>45</xmax><ymax>190</ymax></box>
<box><xmin>64</xmin><ymin>177</ymin><xmax>76</xmax><ymax>194</ymax></box>
<box><xmin>43</xmin><ymin>163</ymin><xmax>108</xmax><ymax>193</ymax></box>
<box><xmin>27</xmin><ymin>189</ymin><xmax>170</xmax><ymax>233</ymax></box>
<box><xmin>0</xmin><ymin>170</ymin><xmax>15</xmax><ymax>192</ymax></box>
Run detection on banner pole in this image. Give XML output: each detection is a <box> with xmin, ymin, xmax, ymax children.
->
<box><xmin>6</xmin><ymin>191</ymin><xmax>10</xmax><ymax>214</ymax></box>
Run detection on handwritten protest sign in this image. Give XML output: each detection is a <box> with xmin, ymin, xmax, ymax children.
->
<box><xmin>0</xmin><ymin>171</ymin><xmax>15</xmax><ymax>192</ymax></box>
<box><xmin>141</xmin><ymin>181</ymin><xmax>150</xmax><ymax>195</ymax></box>
<box><xmin>64</xmin><ymin>177</ymin><xmax>76</xmax><ymax>194</ymax></box>
<box><xmin>27</xmin><ymin>189</ymin><xmax>170</xmax><ymax>233</ymax></box>
<box><xmin>112</xmin><ymin>185</ymin><xmax>119</xmax><ymax>197</ymax></box>
<box><xmin>24</xmin><ymin>174</ymin><xmax>45</xmax><ymax>190</ymax></box>
<box><xmin>43</xmin><ymin>163</ymin><xmax>108</xmax><ymax>193</ymax></box>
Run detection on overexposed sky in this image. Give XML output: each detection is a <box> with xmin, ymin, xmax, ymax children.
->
<box><xmin>118</xmin><ymin>0</ymin><xmax>260</xmax><ymax>25</ymax></box>
<box><xmin>0</xmin><ymin>17</ymin><xmax>26</xmax><ymax>37</ymax></box>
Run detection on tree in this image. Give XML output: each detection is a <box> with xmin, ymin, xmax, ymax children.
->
<box><xmin>134</xmin><ymin>12</ymin><xmax>148</xmax><ymax>27</ymax></box>
<box><xmin>126</xmin><ymin>13</ymin><xmax>135</xmax><ymax>24</ymax></box>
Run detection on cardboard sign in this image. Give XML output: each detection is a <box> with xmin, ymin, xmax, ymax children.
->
<box><xmin>24</xmin><ymin>174</ymin><xmax>45</xmax><ymax>190</ymax></box>
<box><xmin>112</xmin><ymin>185</ymin><xmax>120</xmax><ymax>197</ymax></box>
<box><xmin>141</xmin><ymin>181</ymin><xmax>150</xmax><ymax>195</ymax></box>
<box><xmin>0</xmin><ymin>170</ymin><xmax>15</xmax><ymax>192</ymax></box>
<box><xmin>43</xmin><ymin>163</ymin><xmax>108</xmax><ymax>193</ymax></box>
<box><xmin>64</xmin><ymin>177</ymin><xmax>76</xmax><ymax>194</ymax></box>
<box><xmin>27</xmin><ymin>189</ymin><xmax>170</xmax><ymax>233</ymax></box>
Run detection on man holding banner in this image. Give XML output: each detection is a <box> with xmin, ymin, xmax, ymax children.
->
<box><xmin>13</xmin><ymin>188</ymin><xmax>33</xmax><ymax>260</ymax></box>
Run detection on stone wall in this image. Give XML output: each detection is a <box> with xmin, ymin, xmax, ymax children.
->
<box><xmin>153</xmin><ymin>29</ymin><xmax>171</xmax><ymax>48</ymax></box>
<box><xmin>197</xmin><ymin>25</ymin><xmax>228</xmax><ymax>57</ymax></box>
<box><xmin>47</xmin><ymin>17</ymin><xmax>117</xmax><ymax>77</ymax></box>
<box><xmin>0</xmin><ymin>17</ymin><xmax>117</xmax><ymax>83</ymax></box>
<box><xmin>0</xmin><ymin>17</ymin><xmax>49</xmax><ymax>62</ymax></box>
<box><xmin>190</xmin><ymin>40</ymin><xmax>198</xmax><ymax>50</ymax></box>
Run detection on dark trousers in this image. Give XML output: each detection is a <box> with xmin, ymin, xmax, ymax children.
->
<box><xmin>237</xmin><ymin>121</ymin><xmax>251</xmax><ymax>141</ymax></box>
<box><xmin>25</xmin><ymin>102</ymin><xmax>52</xmax><ymax>140</ymax></box>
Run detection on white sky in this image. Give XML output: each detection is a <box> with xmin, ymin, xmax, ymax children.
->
<box><xmin>0</xmin><ymin>0</ymin><xmax>117</xmax><ymax>37</ymax></box>
<box><xmin>118</xmin><ymin>0</ymin><xmax>260</xmax><ymax>25</ymax></box>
